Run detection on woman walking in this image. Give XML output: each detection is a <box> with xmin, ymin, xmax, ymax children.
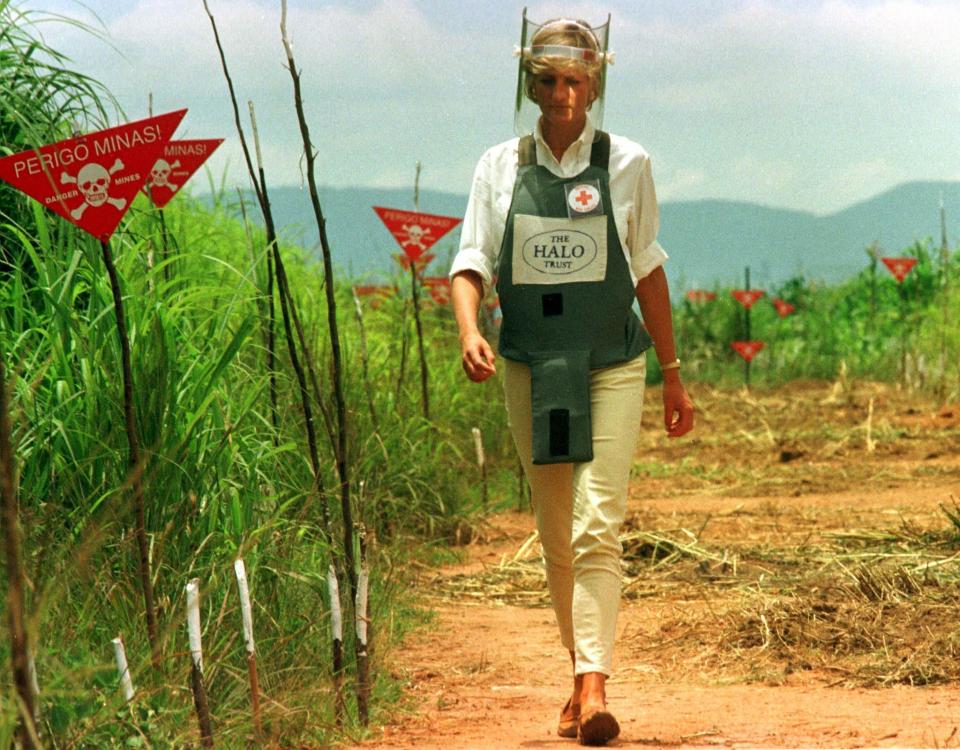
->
<box><xmin>450</xmin><ymin>12</ymin><xmax>694</xmax><ymax>746</ymax></box>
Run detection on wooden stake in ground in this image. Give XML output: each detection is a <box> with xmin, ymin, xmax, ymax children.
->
<box><xmin>203</xmin><ymin>2</ymin><xmax>332</xmax><ymax>540</ymax></box>
<box><xmin>355</xmin><ymin>567</ymin><xmax>371</xmax><ymax>726</ymax></box>
<box><xmin>99</xmin><ymin>238</ymin><xmax>160</xmax><ymax>667</ymax></box>
<box><xmin>0</xmin><ymin>353</ymin><xmax>38</xmax><ymax>748</ymax></box>
<box><xmin>280</xmin><ymin>0</ymin><xmax>358</xmax><ymax>601</ymax></box>
<box><xmin>472</xmin><ymin>427</ymin><xmax>488</xmax><ymax>512</ymax></box>
<box><xmin>743</xmin><ymin>267</ymin><xmax>753</xmax><ymax>387</ymax></box>
<box><xmin>410</xmin><ymin>162</ymin><xmax>431</xmax><ymax>420</ymax></box>
<box><xmin>327</xmin><ymin>565</ymin><xmax>345</xmax><ymax>725</ymax></box>
<box><xmin>352</xmin><ymin>286</ymin><xmax>380</xmax><ymax>433</ymax></box>
<box><xmin>112</xmin><ymin>635</ymin><xmax>136</xmax><ymax>702</ymax></box>
<box><xmin>233</xmin><ymin>559</ymin><xmax>262</xmax><ymax>738</ymax></box>
<box><xmin>186</xmin><ymin>579</ymin><xmax>214</xmax><ymax>747</ymax></box>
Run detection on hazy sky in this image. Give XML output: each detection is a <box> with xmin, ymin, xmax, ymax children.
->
<box><xmin>13</xmin><ymin>0</ymin><xmax>960</xmax><ymax>215</ymax></box>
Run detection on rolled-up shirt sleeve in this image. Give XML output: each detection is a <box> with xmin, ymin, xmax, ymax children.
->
<box><xmin>450</xmin><ymin>151</ymin><xmax>497</xmax><ymax>296</ymax></box>
<box><xmin>628</xmin><ymin>156</ymin><xmax>669</xmax><ymax>281</ymax></box>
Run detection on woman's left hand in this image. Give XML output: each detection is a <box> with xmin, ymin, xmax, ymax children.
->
<box><xmin>662</xmin><ymin>376</ymin><xmax>694</xmax><ymax>438</ymax></box>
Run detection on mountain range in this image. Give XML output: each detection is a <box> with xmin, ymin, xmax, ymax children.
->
<box><xmin>244</xmin><ymin>180</ymin><xmax>958</xmax><ymax>289</ymax></box>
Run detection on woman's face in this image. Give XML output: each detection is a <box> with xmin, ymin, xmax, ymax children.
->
<box><xmin>533</xmin><ymin>66</ymin><xmax>592</xmax><ymax>129</ymax></box>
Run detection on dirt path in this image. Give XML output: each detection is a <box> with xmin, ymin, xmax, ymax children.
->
<box><xmin>361</xmin><ymin>384</ymin><xmax>960</xmax><ymax>748</ymax></box>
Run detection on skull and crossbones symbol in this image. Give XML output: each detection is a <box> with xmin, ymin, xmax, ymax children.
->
<box><xmin>400</xmin><ymin>223</ymin><xmax>431</xmax><ymax>252</ymax></box>
<box><xmin>149</xmin><ymin>159</ymin><xmax>181</xmax><ymax>191</ymax></box>
<box><xmin>60</xmin><ymin>159</ymin><xmax>127</xmax><ymax>220</ymax></box>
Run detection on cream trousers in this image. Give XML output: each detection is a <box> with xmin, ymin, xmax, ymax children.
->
<box><xmin>503</xmin><ymin>354</ymin><xmax>646</xmax><ymax>676</ymax></box>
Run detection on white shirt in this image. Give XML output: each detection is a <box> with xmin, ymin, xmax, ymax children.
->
<box><xmin>450</xmin><ymin>119</ymin><xmax>668</xmax><ymax>296</ymax></box>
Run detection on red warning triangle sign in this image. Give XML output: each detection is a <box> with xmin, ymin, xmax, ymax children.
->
<box><xmin>373</xmin><ymin>206</ymin><xmax>461</xmax><ymax>262</ymax></box>
<box><xmin>881</xmin><ymin>257</ymin><xmax>917</xmax><ymax>283</ymax></box>
<box><xmin>731</xmin><ymin>340</ymin><xmax>765</xmax><ymax>362</ymax></box>
<box><xmin>0</xmin><ymin>109</ymin><xmax>187</xmax><ymax>241</ymax></box>
<box><xmin>144</xmin><ymin>138</ymin><xmax>223</xmax><ymax>208</ymax></box>
<box><xmin>685</xmin><ymin>289</ymin><xmax>716</xmax><ymax>303</ymax></box>
<box><xmin>423</xmin><ymin>276</ymin><xmax>452</xmax><ymax>305</ymax></box>
<box><xmin>731</xmin><ymin>289</ymin><xmax>766</xmax><ymax>309</ymax></box>
<box><xmin>393</xmin><ymin>252</ymin><xmax>436</xmax><ymax>274</ymax></box>
<box><xmin>772</xmin><ymin>298</ymin><xmax>796</xmax><ymax>317</ymax></box>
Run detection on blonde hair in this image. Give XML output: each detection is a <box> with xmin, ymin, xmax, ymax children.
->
<box><xmin>522</xmin><ymin>19</ymin><xmax>602</xmax><ymax>106</ymax></box>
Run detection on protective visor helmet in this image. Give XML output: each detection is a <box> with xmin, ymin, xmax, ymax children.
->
<box><xmin>513</xmin><ymin>8</ymin><xmax>613</xmax><ymax>138</ymax></box>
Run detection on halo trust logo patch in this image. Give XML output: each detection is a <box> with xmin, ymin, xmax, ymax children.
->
<box><xmin>521</xmin><ymin>229</ymin><xmax>598</xmax><ymax>275</ymax></box>
<box><xmin>565</xmin><ymin>180</ymin><xmax>603</xmax><ymax>218</ymax></box>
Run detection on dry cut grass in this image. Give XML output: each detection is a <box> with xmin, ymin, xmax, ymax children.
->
<box><xmin>433</xmin><ymin>380</ymin><xmax>960</xmax><ymax>688</ymax></box>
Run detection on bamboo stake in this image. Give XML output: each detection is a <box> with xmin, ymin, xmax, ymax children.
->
<box><xmin>202</xmin><ymin>1</ymin><xmax>333</xmax><ymax>539</ymax></box>
<box><xmin>743</xmin><ymin>266</ymin><xmax>752</xmax><ymax>388</ymax></box>
<box><xmin>99</xmin><ymin>238</ymin><xmax>159</xmax><ymax>667</ymax></box>
<box><xmin>248</xmin><ymin>101</ymin><xmax>337</xmax><ymax>490</ymax></box>
<box><xmin>351</xmin><ymin>287</ymin><xmax>379</xmax><ymax>433</ymax></box>
<box><xmin>866</xmin><ymin>397</ymin><xmax>876</xmax><ymax>453</ymax></box>
<box><xmin>472</xmin><ymin>427</ymin><xmax>488</xmax><ymax>512</ymax></box>
<box><xmin>147</xmin><ymin>94</ymin><xmax>173</xmax><ymax>285</ymax></box>
<box><xmin>355</xmin><ymin>567</ymin><xmax>370</xmax><ymax>726</ymax></box>
<box><xmin>186</xmin><ymin>579</ymin><xmax>214</xmax><ymax>747</ymax></box>
<box><xmin>280</xmin><ymin>1</ymin><xmax>358</xmax><ymax>601</ymax></box>
<box><xmin>233</xmin><ymin>559</ymin><xmax>262</xmax><ymax>738</ymax></box>
<box><xmin>395</xmin><ymin>298</ymin><xmax>410</xmax><ymax>405</ymax></box>
<box><xmin>236</xmin><ymin>188</ymin><xmax>278</xmax><ymax>442</ymax></box>
<box><xmin>326</xmin><ymin>565</ymin><xmax>345</xmax><ymax>725</ymax></box>
<box><xmin>112</xmin><ymin>635</ymin><xmax>135</xmax><ymax>702</ymax></box>
<box><xmin>939</xmin><ymin>196</ymin><xmax>950</xmax><ymax>400</ymax></box>
<box><xmin>0</xmin><ymin>353</ymin><xmax>37</xmax><ymax>748</ymax></box>
<box><xmin>411</xmin><ymin>162</ymin><xmax>431</xmax><ymax>419</ymax></box>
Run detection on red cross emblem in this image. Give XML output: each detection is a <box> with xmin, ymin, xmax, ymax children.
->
<box><xmin>568</xmin><ymin>183</ymin><xmax>599</xmax><ymax>213</ymax></box>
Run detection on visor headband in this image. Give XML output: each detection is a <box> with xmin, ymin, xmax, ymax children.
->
<box><xmin>514</xmin><ymin>44</ymin><xmax>615</xmax><ymax>65</ymax></box>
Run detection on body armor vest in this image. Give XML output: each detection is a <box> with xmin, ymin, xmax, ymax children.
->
<box><xmin>496</xmin><ymin>131</ymin><xmax>651</xmax><ymax>464</ymax></box>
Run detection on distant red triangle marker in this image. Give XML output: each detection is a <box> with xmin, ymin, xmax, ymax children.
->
<box><xmin>373</xmin><ymin>206</ymin><xmax>461</xmax><ymax>262</ymax></box>
<box><xmin>0</xmin><ymin>109</ymin><xmax>187</xmax><ymax>241</ymax></box>
<box><xmin>685</xmin><ymin>289</ymin><xmax>716</xmax><ymax>303</ymax></box>
<box><xmin>772</xmin><ymin>298</ymin><xmax>795</xmax><ymax>317</ymax></box>
<box><xmin>731</xmin><ymin>289</ymin><xmax>765</xmax><ymax>309</ymax></box>
<box><xmin>881</xmin><ymin>257</ymin><xmax>917</xmax><ymax>283</ymax></box>
<box><xmin>423</xmin><ymin>276</ymin><xmax>451</xmax><ymax>305</ymax></box>
<box><xmin>393</xmin><ymin>252</ymin><xmax>436</xmax><ymax>273</ymax></box>
<box><xmin>731</xmin><ymin>340</ymin><xmax>765</xmax><ymax>362</ymax></box>
<box><xmin>144</xmin><ymin>138</ymin><xmax>223</xmax><ymax>208</ymax></box>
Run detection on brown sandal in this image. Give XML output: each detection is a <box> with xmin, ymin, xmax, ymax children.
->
<box><xmin>577</xmin><ymin>706</ymin><xmax>620</xmax><ymax>746</ymax></box>
<box><xmin>557</xmin><ymin>697</ymin><xmax>580</xmax><ymax>738</ymax></box>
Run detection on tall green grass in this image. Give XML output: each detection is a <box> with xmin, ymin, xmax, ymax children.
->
<box><xmin>0</xmin><ymin>7</ymin><xmax>511</xmax><ymax>744</ymax></box>
<box><xmin>670</xmin><ymin>240</ymin><xmax>958</xmax><ymax>394</ymax></box>
<box><xmin>2</xmin><ymin>1</ymin><xmax>956</xmax><ymax>745</ymax></box>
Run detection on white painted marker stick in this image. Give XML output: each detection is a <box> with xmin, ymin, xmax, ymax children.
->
<box><xmin>185</xmin><ymin>578</ymin><xmax>213</xmax><ymax>746</ymax></box>
<box><xmin>355</xmin><ymin>567</ymin><xmax>370</xmax><ymax>725</ymax></box>
<box><xmin>112</xmin><ymin>636</ymin><xmax>135</xmax><ymax>702</ymax></box>
<box><xmin>471</xmin><ymin>427</ymin><xmax>485</xmax><ymax>468</ymax></box>
<box><xmin>355</xmin><ymin>568</ymin><xmax>369</xmax><ymax>649</ymax></box>
<box><xmin>327</xmin><ymin>565</ymin><xmax>342</xmax><ymax>644</ymax></box>
<box><xmin>233</xmin><ymin>559</ymin><xmax>255</xmax><ymax>655</ymax></box>
<box><xmin>234</xmin><ymin>558</ymin><xmax>262</xmax><ymax>738</ymax></box>
<box><xmin>186</xmin><ymin>578</ymin><xmax>203</xmax><ymax>672</ymax></box>
<box><xmin>327</xmin><ymin>564</ymin><xmax>345</xmax><ymax>725</ymax></box>
<box><xmin>472</xmin><ymin>426</ymin><xmax>489</xmax><ymax>510</ymax></box>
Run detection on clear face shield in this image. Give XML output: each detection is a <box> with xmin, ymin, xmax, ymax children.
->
<box><xmin>513</xmin><ymin>9</ymin><xmax>613</xmax><ymax>138</ymax></box>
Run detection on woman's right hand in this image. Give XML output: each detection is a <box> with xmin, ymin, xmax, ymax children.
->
<box><xmin>460</xmin><ymin>331</ymin><xmax>497</xmax><ymax>382</ymax></box>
